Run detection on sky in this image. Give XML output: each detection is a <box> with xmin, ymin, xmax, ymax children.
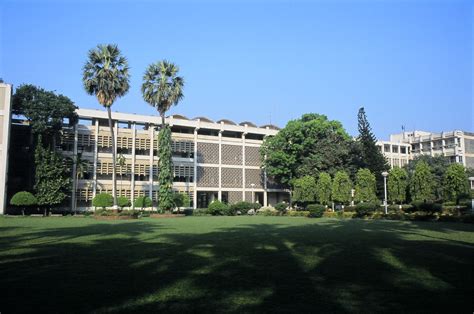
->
<box><xmin>1</xmin><ymin>0</ymin><xmax>472</xmax><ymax>140</ymax></box>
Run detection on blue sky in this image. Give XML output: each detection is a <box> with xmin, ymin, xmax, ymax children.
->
<box><xmin>1</xmin><ymin>0</ymin><xmax>472</xmax><ymax>139</ymax></box>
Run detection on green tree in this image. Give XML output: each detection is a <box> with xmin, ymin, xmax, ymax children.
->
<box><xmin>10</xmin><ymin>191</ymin><xmax>37</xmax><ymax>215</ymax></box>
<box><xmin>141</xmin><ymin>61</ymin><xmax>184</xmax><ymax>212</ymax></box>
<box><xmin>388</xmin><ymin>167</ymin><xmax>408</xmax><ymax>204</ymax></box>
<box><xmin>354</xmin><ymin>168</ymin><xmax>377</xmax><ymax>202</ymax></box>
<box><xmin>34</xmin><ymin>140</ymin><xmax>71</xmax><ymax>215</ymax></box>
<box><xmin>133</xmin><ymin>196</ymin><xmax>152</xmax><ymax>210</ymax></box>
<box><xmin>83</xmin><ymin>44</ymin><xmax>130</xmax><ymax>209</ymax></box>
<box><xmin>291</xmin><ymin>176</ymin><xmax>317</xmax><ymax>207</ymax></box>
<box><xmin>117</xmin><ymin>196</ymin><xmax>131</xmax><ymax>209</ymax></box>
<box><xmin>12</xmin><ymin>84</ymin><xmax>77</xmax><ymax>147</ymax></box>
<box><xmin>443</xmin><ymin>163</ymin><xmax>469</xmax><ymax>204</ymax></box>
<box><xmin>357</xmin><ymin>108</ymin><xmax>389</xmax><ymax>194</ymax></box>
<box><xmin>173</xmin><ymin>193</ymin><xmax>191</xmax><ymax>208</ymax></box>
<box><xmin>261</xmin><ymin>113</ymin><xmax>351</xmax><ymax>186</ymax></box>
<box><xmin>406</xmin><ymin>155</ymin><xmax>449</xmax><ymax>200</ymax></box>
<box><xmin>316</xmin><ymin>172</ymin><xmax>332</xmax><ymax>205</ymax></box>
<box><xmin>92</xmin><ymin>193</ymin><xmax>114</xmax><ymax>210</ymax></box>
<box><xmin>332</xmin><ymin>171</ymin><xmax>352</xmax><ymax>205</ymax></box>
<box><xmin>409</xmin><ymin>161</ymin><xmax>435</xmax><ymax>202</ymax></box>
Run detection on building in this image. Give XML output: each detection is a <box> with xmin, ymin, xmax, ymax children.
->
<box><xmin>2</xmin><ymin>106</ymin><xmax>289</xmax><ymax>214</ymax></box>
<box><xmin>0</xmin><ymin>84</ymin><xmax>13</xmax><ymax>213</ymax></box>
<box><xmin>376</xmin><ymin>140</ymin><xmax>411</xmax><ymax>168</ymax></box>
<box><xmin>387</xmin><ymin>130</ymin><xmax>474</xmax><ymax>169</ymax></box>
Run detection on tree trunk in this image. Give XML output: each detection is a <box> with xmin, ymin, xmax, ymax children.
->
<box><xmin>107</xmin><ymin>107</ymin><xmax>118</xmax><ymax>208</ymax></box>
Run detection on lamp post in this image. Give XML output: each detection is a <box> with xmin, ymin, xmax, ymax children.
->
<box><xmin>382</xmin><ymin>171</ymin><xmax>389</xmax><ymax>214</ymax></box>
<box><xmin>250</xmin><ymin>183</ymin><xmax>255</xmax><ymax>204</ymax></box>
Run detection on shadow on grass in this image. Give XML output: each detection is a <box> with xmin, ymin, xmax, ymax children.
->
<box><xmin>0</xmin><ymin>218</ymin><xmax>472</xmax><ymax>313</ymax></box>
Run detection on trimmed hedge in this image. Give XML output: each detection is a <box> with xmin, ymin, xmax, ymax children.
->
<box><xmin>307</xmin><ymin>204</ymin><xmax>325</xmax><ymax>218</ymax></box>
<box><xmin>207</xmin><ymin>200</ymin><xmax>229</xmax><ymax>216</ymax></box>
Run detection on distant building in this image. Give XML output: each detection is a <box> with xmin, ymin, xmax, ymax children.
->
<box><xmin>386</xmin><ymin>130</ymin><xmax>474</xmax><ymax>169</ymax></box>
<box><xmin>0</xmin><ymin>84</ymin><xmax>12</xmax><ymax>212</ymax></box>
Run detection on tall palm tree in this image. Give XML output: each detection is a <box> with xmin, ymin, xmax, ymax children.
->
<box><xmin>142</xmin><ymin>61</ymin><xmax>184</xmax><ymax>211</ymax></box>
<box><xmin>141</xmin><ymin>60</ymin><xmax>184</xmax><ymax>127</ymax></box>
<box><xmin>82</xmin><ymin>44</ymin><xmax>130</xmax><ymax>208</ymax></box>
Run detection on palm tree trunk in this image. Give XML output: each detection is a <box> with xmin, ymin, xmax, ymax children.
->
<box><xmin>107</xmin><ymin>107</ymin><xmax>118</xmax><ymax>208</ymax></box>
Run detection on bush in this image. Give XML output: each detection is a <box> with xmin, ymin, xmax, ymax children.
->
<box><xmin>355</xmin><ymin>202</ymin><xmax>379</xmax><ymax>217</ymax></box>
<box><xmin>10</xmin><ymin>191</ymin><xmax>37</xmax><ymax>215</ymax></box>
<box><xmin>207</xmin><ymin>200</ymin><xmax>229</xmax><ymax>216</ymax></box>
<box><xmin>459</xmin><ymin>199</ymin><xmax>472</xmax><ymax>210</ymax></box>
<box><xmin>133</xmin><ymin>196</ymin><xmax>152</xmax><ymax>210</ymax></box>
<box><xmin>274</xmin><ymin>202</ymin><xmax>288</xmax><ymax>212</ymax></box>
<box><xmin>406</xmin><ymin>211</ymin><xmax>435</xmax><ymax>221</ymax></box>
<box><xmin>173</xmin><ymin>193</ymin><xmax>191</xmax><ymax>208</ymax></box>
<box><xmin>193</xmin><ymin>208</ymin><xmax>210</xmax><ymax>216</ymax></box>
<box><xmin>344</xmin><ymin>205</ymin><xmax>356</xmax><ymax>212</ymax></box>
<box><xmin>256</xmin><ymin>206</ymin><xmax>279</xmax><ymax>216</ymax></box>
<box><xmin>286</xmin><ymin>210</ymin><xmax>310</xmax><ymax>217</ymax></box>
<box><xmin>118</xmin><ymin>210</ymin><xmax>140</xmax><ymax>218</ymax></box>
<box><xmin>92</xmin><ymin>193</ymin><xmax>113</xmax><ymax>209</ymax></box>
<box><xmin>307</xmin><ymin>204</ymin><xmax>325</xmax><ymax>218</ymax></box>
<box><xmin>117</xmin><ymin>196</ymin><xmax>131</xmax><ymax>209</ymax></box>
<box><xmin>411</xmin><ymin>201</ymin><xmax>442</xmax><ymax>213</ymax></box>
<box><xmin>230</xmin><ymin>201</ymin><xmax>255</xmax><ymax>214</ymax></box>
<box><xmin>461</xmin><ymin>214</ymin><xmax>474</xmax><ymax>223</ymax></box>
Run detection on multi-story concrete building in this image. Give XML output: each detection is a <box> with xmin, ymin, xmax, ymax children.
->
<box><xmin>388</xmin><ymin>130</ymin><xmax>474</xmax><ymax>169</ymax></box>
<box><xmin>376</xmin><ymin>140</ymin><xmax>411</xmax><ymax>168</ymax></box>
<box><xmin>59</xmin><ymin>108</ymin><xmax>288</xmax><ymax>211</ymax></box>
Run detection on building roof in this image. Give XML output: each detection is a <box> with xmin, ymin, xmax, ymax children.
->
<box><xmin>217</xmin><ymin>119</ymin><xmax>237</xmax><ymax>125</ymax></box>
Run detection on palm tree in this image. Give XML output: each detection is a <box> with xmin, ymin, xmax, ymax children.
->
<box><xmin>82</xmin><ymin>44</ymin><xmax>130</xmax><ymax>208</ymax></box>
<box><xmin>141</xmin><ymin>60</ymin><xmax>184</xmax><ymax>127</ymax></box>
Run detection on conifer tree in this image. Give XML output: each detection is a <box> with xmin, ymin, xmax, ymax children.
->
<box><xmin>357</xmin><ymin>107</ymin><xmax>389</xmax><ymax>194</ymax></box>
<box><xmin>157</xmin><ymin>125</ymin><xmax>174</xmax><ymax>211</ymax></box>
<box><xmin>316</xmin><ymin>172</ymin><xmax>332</xmax><ymax>205</ymax></box>
<box><xmin>354</xmin><ymin>168</ymin><xmax>377</xmax><ymax>202</ymax></box>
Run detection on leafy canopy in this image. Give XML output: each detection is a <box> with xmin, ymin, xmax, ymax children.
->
<box><xmin>82</xmin><ymin>44</ymin><xmax>130</xmax><ymax>107</ymax></box>
<box><xmin>142</xmin><ymin>60</ymin><xmax>184</xmax><ymax>121</ymax></box>
<box><xmin>92</xmin><ymin>193</ymin><xmax>114</xmax><ymax>209</ymax></box>
<box><xmin>158</xmin><ymin>125</ymin><xmax>175</xmax><ymax>211</ymax></box>
<box><xmin>134</xmin><ymin>196</ymin><xmax>152</xmax><ymax>209</ymax></box>
<box><xmin>443</xmin><ymin>163</ymin><xmax>469</xmax><ymax>203</ymax></box>
<box><xmin>10</xmin><ymin>191</ymin><xmax>37</xmax><ymax>206</ymax></box>
<box><xmin>409</xmin><ymin>161</ymin><xmax>435</xmax><ymax>202</ymax></box>
<box><xmin>354</xmin><ymin>168</ymin><xmax>377</xmax><ymax>202</ymax></box>
<box><xmin>388</xmin><ymin>167</ymin><xmax>408</xmax><ymax>204</ymax></box>
<box><xmin>316</xmin><ymin>172</ymin><xmax>332</xmax><ymax>205</ymax></box>
<box><xmin>291</xmin><ymin>176</ymin><xmax>317</xmax><ymax>206</ymax></box>
<box><xmin>12</xmin><ymin>84</ymin><xmax>77</xmax><ymax>138</ymax></box>
<box><xmin>261</xmin><ymin>113</ymin><xmax>351</xmax><ymax>185</ymax></box>
<box><xmin>332</xmin><ymin>171</ymin><xmax>352</xmax><ymax>204</ymax></box>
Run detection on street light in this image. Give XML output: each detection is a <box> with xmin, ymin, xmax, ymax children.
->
<box><xmin>250</xmin><ymin>183</ymin><xmax>256</xmax><ymax>204</ymax></box>
<box><xmin>382</xmin><ymin>171</ymin><xmax>389</xmax><ymax>214</ymax></box>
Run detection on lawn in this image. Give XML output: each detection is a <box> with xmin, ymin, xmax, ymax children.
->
<box><xmin>0</xmin><ymin>216</ymin><xmax>473</xmax><ymax>313</ymax></box>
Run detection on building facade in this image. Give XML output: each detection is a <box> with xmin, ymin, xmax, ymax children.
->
<box><xmin>382</xmin><ymin>130</ymin><xmax>474</xmax><ymax>169</ymax></box>
<box><xmin>63</xmin><ymin>109</ymin><xmax>289</xmax><ymax>210</ymax></box>
<box><xmin>376</xmin><ymin>140</ymin><xmax>411</xmax><ymax>168</ymax></box>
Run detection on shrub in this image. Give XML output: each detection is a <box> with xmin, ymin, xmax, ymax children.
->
<box><xmin>406</xmin><ymin>211</ymin><xmax>435</xmax><ymax>221</ymax></box>
<box><xmin>133</xmin><ymin>196</ymin><xmax>152</xmax><ymax>210</ymax></box>
<box><xmin>307</xmin><ymin>204</ymin><xmax>325</xmax><ymax>218</ymax></box>
<box><xmin>230</xmin><ymin>201</ymin><xmax>254</xmax><ymax>214</ymax></box>
<box><xmin>118</xmin><ymin>210</ymin><xmax>140</xmax><ymax>218</ymax></box>
<box><xmin>461</xmin><ymin>214</ymin><xmax>474</xmax><ymax>223</ymax></box>
<box><xmin>411</xmin><ymin>201</ymin><xmax>442</xmax><ymax>213</ymax></box>
<box><xmin>173</xmin><ymin>193</ymin><xmax>191</xmax><ymax>208</ymax></box>
<box><xmin>193</xmin><ymin>208</ymin><xmax>209</xmax><ymax>216</ymax></box>
<box><xmin>92</xmin><ymin>193</ymin><xmax>113</xmax><ymax>209</ymax></box>
<box><xmin>286</xmin><ymin>210</ymin><xmax>310</xmax><ymax>217</ymax></box>
<box><xmin>10</xmin><ymin>191</ymin><xmax>37</xmax><ymax>215</ymax></box>
<box><xmin>344</xmin><ymin>205</ymin><xmax>356</xmax><ymax>212</ymax></box>
<box><xmin>257</xmin><ymin>207</ymin><xmax>279</xmax><ymax>216</ymax></box>
<box><xmin>355</xmin><ymin>202</ymin><xmax>379</xmax><ymax>217</ymax></box>
<box><xmin>117</xmin><ymin>196</ymin><xmax>131</xmax><ymax>209</ymax></box>
<box><xmin>274</xmin><ymin>202</ymin><xmax>288</xmax><ymax>212</ymax></box>
<box><xmin>207</xmin><ymin>200</ymin><xmax>229</xmax><ymax>216</ymax></box>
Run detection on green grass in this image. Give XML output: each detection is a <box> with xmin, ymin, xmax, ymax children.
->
<box><xmin>1</xmin><ymin>216</ymin><xmax>473</xmax><ymax>313</ymax></box>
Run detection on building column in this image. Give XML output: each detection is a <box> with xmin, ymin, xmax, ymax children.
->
<box><xmin>193</xmin><ymin>128</ymin><xmax>198</xmax><ymax>209</ymax></box>
<box><xmin>92</xmin><ymin>120</ymin><xmax>99</xmax><ymax>198</ymax></box>
<box><xmin>218</xmin><ymin>126</ymin><xmax>223</xmax><ymax>201</ymax></box>
<box><xmin>131</xmin><ymin>123</ymin><xmax>136</xmax><ymax>204</ymax></box>
<box><xmin>242</xmin><ymin>133</ymin><xmax>246</xmax><ymax>201</ymax></box>
<box><xmin>71</xmin><ymin>124</ymin><xmax>78</xmax><ymax>212</ymax></box>
<box><xmin>114</xmin><ymin>121</ymin><xmax>118</xmax><ymax>197</ymax></box>
<box><xmin>149</xmin><ymin>125</ymin><xmax>154</xmax><ymax>200</ymax></box>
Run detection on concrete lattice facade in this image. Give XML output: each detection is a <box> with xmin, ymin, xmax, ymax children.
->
<box><xmin>66</xmin><ymin>109</ymin><xmax>288</xmax><ymax>210</ymax></box>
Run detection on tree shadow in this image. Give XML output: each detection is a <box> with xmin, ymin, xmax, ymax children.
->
<box><xmin>0</xmin><ymin>218</ymin><xmax>472</xmax><ymax>313</ymax></box>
